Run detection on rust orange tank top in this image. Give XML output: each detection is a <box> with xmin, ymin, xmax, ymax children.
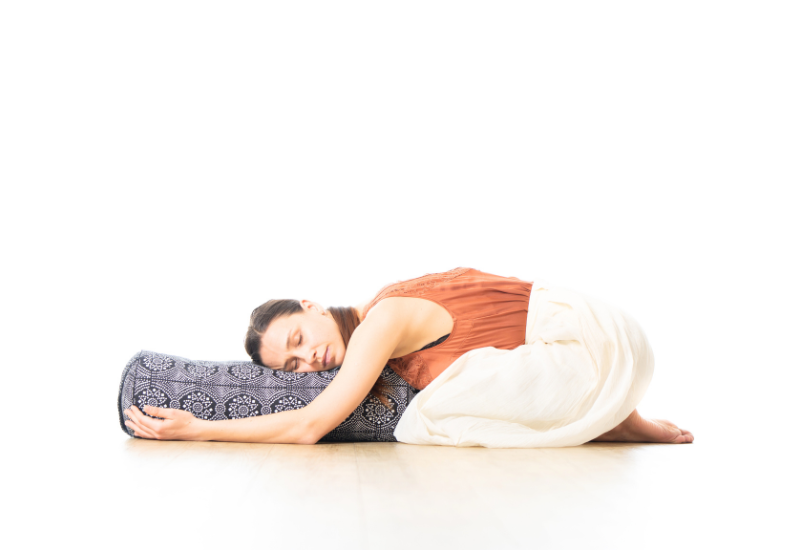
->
<box><xmin>362</xmin><ymin>267</ymin><xmax>533</xmax><ymax>390</ymax></box>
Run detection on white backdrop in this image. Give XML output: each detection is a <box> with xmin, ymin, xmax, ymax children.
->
<box><xmin>2</xmin><ymin>0</ymin><xmax>798</xmax><ymax>511</ymax></box>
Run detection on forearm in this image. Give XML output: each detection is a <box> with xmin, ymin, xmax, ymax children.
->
<box><xmin>196</xmin><ymin>408</ymin><xmax>320</xmax><ymax>444</ymax></box>
<box><xmin>126</xmin><ymin>306</ymin><xmax>402</xmax><ymax>444</ymax></box>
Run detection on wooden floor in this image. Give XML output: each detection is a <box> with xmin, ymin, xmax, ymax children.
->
<box><xmin>19</xmin><ymin>434</ymin><xmax>789</xmax><ymax>550</ymax></box>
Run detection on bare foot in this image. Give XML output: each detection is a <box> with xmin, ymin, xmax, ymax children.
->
<box><xmin>592</xmin><ymin>409</ymin><xmax>694</xmax><ymax>444</ymax></box>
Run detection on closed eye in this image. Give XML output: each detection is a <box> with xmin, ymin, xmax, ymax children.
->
<box><xmin>293</xmin><ymin>335</ymin><xmax>302</xmax><ymax>371</ymax></box>
<box><xmin>283</xmin><ymin>333</ymin><xmax>303</xmax><ymax>372</ymax></box>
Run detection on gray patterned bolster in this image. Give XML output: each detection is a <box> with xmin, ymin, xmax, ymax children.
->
<box><xmin>117</xmin><ymin>350</ymin><xmax>419</xmax><ymax>442</ymax></box>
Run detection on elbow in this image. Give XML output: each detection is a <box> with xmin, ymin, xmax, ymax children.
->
<box><xmin>294</xmin><ymin>417</ymin><xmax>324</xmax><ymax>445</ymax></box>
<box><xmin>296</xmin><ymin>432</ymin><xmax>321</xmax><ymax>445</ymax></box>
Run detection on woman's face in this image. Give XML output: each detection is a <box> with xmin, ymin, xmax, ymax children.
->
<box><xmin>259</xmin><ymin>300</ymin><xmax>345</xmax><ymax>373</ymax></box>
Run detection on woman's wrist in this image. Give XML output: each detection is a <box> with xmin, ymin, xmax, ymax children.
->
<box><xmin>189</xmin><ymin>418</ymin><xmax>213</xmax><ymax>441</ymax></box>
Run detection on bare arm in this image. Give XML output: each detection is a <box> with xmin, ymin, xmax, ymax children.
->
<box><xmin>124</xmin><ymin>299</ymin><xmax>409</xmax><ymax>444</ymax></box>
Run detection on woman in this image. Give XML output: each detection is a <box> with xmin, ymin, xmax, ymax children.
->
<box><xmin>124</xmin><ymin>268</ymin><xmax>693</xmax><ymax>446</ymax></box>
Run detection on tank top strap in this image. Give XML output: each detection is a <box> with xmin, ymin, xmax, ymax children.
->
<box><xmin>362</xmin><ymin>267</ymin><xmax>472</xmax><ymax>318</ymax></box>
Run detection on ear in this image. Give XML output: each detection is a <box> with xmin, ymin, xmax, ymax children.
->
<box><xmin>299</xmin><ymin>300</ymin><xmax>326</xmax><ymax>315</ymax></box>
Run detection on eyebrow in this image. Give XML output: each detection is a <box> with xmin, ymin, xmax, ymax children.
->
<box><xmin>262</xmin><ymin>332</ymin><xmax>293</xmax><ymax>372</ymax></box>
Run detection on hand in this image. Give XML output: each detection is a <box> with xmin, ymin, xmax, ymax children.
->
<box><xmin>124</xmin><ymin>405</ymin><xmax>206</xmax><ymax>441</ymax></box>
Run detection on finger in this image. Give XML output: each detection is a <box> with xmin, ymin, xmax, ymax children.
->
<box><xmin>126</xmin><ymin>406</ymin><xmax>154</xmax><ymax>424</ymax></box>
<box><xmin>125</xmin><ymin>419</ymin><xmax>157</xmax><ymax>439</ymax></box>
<box><xmin>143</xmin><ymin>405</ymin><xmax>178</xmax><ymax>420</ymax></box>
<box><xmin>125</xmin><ymin>408</ymin><xmax>165</xmax><ymax>439</ymax></box>
<box><xmin>127</xmin><ymin>407</ymin><xmax>166</xmax><ymax>433</ymax></box>
<box><xmin>130</xmin><ymin>404</ymin><xmax>166</xmax><ymax>420</ymax></box>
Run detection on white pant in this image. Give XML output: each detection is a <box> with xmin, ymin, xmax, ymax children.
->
<box><xmin>393</xmin><ymin>280</ymin><xmax>655</xmax><ymax>447</ymax></box>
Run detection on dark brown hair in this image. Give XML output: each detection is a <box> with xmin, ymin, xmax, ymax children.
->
<box><xmin>244</xmin><ymin>299</ymin><xmax>392</xmax><ymax>407</ymax></box>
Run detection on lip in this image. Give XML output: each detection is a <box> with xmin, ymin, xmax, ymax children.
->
<box><xmin>323</xmin><ymin>346</ymin><xmax>330</xmax><ymax>369</ymax></box>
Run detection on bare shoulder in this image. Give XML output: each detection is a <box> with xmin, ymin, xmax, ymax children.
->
<box><xmin>359</xmin><ymin>296</ymin><xmax>415</xmax><ymax>331</ymax></box>
<box><xmin>362</xmin><ymin>297</ymin><xmax>453</xmax><ymax>357</ymax></box>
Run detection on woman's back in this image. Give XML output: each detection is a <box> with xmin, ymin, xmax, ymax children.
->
<box><xmin>363</xmin><ymin>267</ymin><xmax>532</xmax><ymax>389</ymax></box>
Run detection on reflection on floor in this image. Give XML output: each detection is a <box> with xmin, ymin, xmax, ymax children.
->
<box><xmin>38</xmin><ymin>437</ymin><xmax>779</xmax><ymax>550</ymax></box>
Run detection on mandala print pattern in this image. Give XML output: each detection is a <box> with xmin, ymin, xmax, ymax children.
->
<box><xmin>365</xmin><ymin>399</ymin><xmax>396</xmax><ymax>426</ymax></box>
<box><xmin>118</xmin><ymin>350</ymin><xmax>420</xmax><ymax>442</ymax></box>
<box><xmin>142</xmin><ymin>354</ymin><xmax>174</xmax><ymax>372</ymax></box>
<box><xmin>226</xmin><ymin>394</ymin><xmax>260</xmax><ymax>419</ymax></box>
<box><xmin>272</xmin><ymin>395</ymin><xmax>307</xmax><ymax>413</ymax></box>
<box><xmin>186</xmin><ymin>363</ymin><xmax>218</xmax><ymax>379</ymax></box>
<box><xmin>180</xmin><ymin>391</ymin><xmax>215</xmax><ymax>420</ymax></box>
<box><xmin>137</xmin><ymin>388</ymin><xmax>168</xmax><ymax>410</ymax></box>
<box><xmin>230</xmin><ymin>364</ymin><xmax>262</xmax><ymax>381</ymax></box>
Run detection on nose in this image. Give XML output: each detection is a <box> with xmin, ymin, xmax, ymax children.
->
<box><xmin>302</xmin><ymin>346</ymin><xmax>322</xmax><ymax>369</ymax></box>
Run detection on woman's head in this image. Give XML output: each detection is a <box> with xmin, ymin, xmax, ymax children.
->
<box><xmin>244</xmin><ymin>299</ymin><xmax>353</xmax><ymax>373</ymax></box>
